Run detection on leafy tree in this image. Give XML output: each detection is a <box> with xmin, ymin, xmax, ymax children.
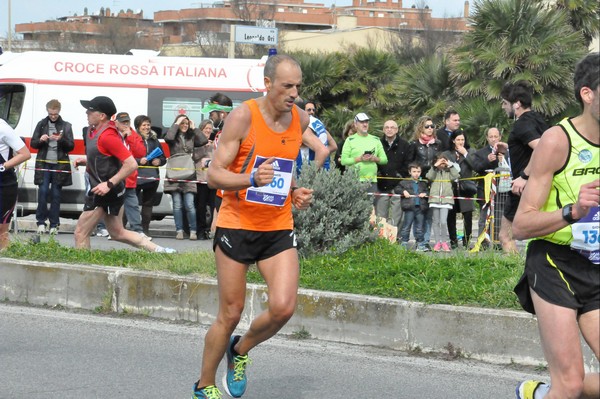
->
<box><xmin>336</xmin><ymin>48</ymin><xmax>402</xmax><ymax>116</ymax></box>
<box><xmin>293</xmin><ymin>51</ymin><xmax>348</xmax><ymax>110</ymax></box>
<box><xmin>451</xmin><ymin>0</ymin><xmax>587</xmax><ymax>117</ymax></box>
<box><xmin>456</xmin><ymin>97</ymin><xmax>511</xmax><ymax>148</ymax></box>
<box><xmin>395</xmin><ymin>54</ymin><xmax>455</xmax><ymax>132</ymax></box>
<box><xmin>320</xmin><ymin>104</ymin><xmax>355</xmax><ymax>141</ymax></box>
<box><xmin>537</xmin><ymin>0</ymin><xmax>600</xmax><ymax>48</ymax></box>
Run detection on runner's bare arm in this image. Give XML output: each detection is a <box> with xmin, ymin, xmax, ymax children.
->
<box><xmin>3</xmin><ymin>146</ymin><xmax>31</xmax><ymax>169</ymax></box>
<box><xmin>513</xmin><ymin>127</ymin><xmax>570</xmax><ymax>239</ymax></box>
<box><xmin>207</xmin><ymin>104</ymin><xmax>255</xmax><ymax>190</ymax></box>
<box><xmin>326</xmin><ymin>131</ymin><xmax>338</xmax><ymax>154</ymax></box>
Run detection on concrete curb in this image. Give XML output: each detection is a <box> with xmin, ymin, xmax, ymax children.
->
<box><xmin>1</xmin><ymin>258</ymin><xmax>597</xmax><ymax>370</ymax></box>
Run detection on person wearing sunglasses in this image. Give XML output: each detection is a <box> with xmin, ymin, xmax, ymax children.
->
<box><xmin>407</xmin><ymin>116</ymin><xmax>441</xmax><ymax>250</ymax></box>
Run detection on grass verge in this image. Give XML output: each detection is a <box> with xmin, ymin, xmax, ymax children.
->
<box><xmin>2</xmin><ymin>237</ymin><xmax>524</xmax><ymax>310</ymax></box>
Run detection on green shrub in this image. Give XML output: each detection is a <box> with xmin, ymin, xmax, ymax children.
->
<box><xmin>293</xmin><ymin>163</ymin><xmax>377</xmax><ymax>258</ymax></box>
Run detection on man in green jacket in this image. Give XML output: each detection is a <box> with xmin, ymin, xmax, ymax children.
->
<box><xmin>341</xmin><ymin>112</ymin><xmax>388</xmax><ymax>199</ymax></box>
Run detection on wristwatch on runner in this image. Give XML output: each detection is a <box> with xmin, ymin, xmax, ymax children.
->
<box><xmin>0</xmin><ymin>164</ymin><xmax>5</xmax><ymax>172</ymax></box>
<box><xmin>562</xmin><ymin>203</ymin><xmax>581</xmax><ymax>224</ymax></box>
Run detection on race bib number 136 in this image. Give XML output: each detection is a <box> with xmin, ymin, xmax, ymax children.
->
<box><xmin>571</xmin><ymin>206</ymin><xmax>600</xmax><ymax>265</ymax></box>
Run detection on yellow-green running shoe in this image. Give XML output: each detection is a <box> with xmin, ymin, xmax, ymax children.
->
<box><xmin>192</xmin><ymin>384</ymin><xmax>222</xmax><ymax>399</ymax></box>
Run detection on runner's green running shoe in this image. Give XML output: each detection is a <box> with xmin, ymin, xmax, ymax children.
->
<box><xmin>515</xmin><ymin>380</ymin><xmax>546</xmax><ymax>399</ymax></box>
<box><xmin>223</xmin><ymin>335</ymin><xmax>251</xmax><ymax>398</ymax></box>
<box><xmin>192</xmin><ymin>384</ymin><xmax>222</xmax><ymax>399</ymax></box>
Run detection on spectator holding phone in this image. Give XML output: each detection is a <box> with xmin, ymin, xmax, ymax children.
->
<box><xmin>341</xmin><ymin>112</ymin><xmax>387</xmax><ymax>198</ymax></box>
<box><xmin>30</xmin><ymin>99</ymin><xmax>74</xmax><ymax>235</ymax></box>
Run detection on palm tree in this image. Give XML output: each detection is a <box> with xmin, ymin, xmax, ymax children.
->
<box><xmin>457</xmin><ymin>97</ymin><xmax>511</xmax><ymax>148</ymax></box>
<box><xmin>537</xmin><ymin>0</ymin><xmax>600</xmax><ymax>48</ymax></box>
<box><xmin>293</xmin><ymin>51</ymin><xmax>347</xmax><ymax>109</ymax></box>
<box><xmin>336</xmin><ymin>48</ymin><xmax>402</xmax><ymax>114</ymax></box>
<box><xmin>395</xmin><ymin>54</ymin><xmax>456</xmax><ymax>131</ymax></box>
<box><xmin>451</xmin><ymin>0</ymin><xmax>587</xmax><ymax>117</ymax></box>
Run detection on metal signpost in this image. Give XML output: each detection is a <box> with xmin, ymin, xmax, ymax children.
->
<box><xmin>228</xmin><ymin>25</ymin><xmax>279</xmax><ymax>58</ymax></box>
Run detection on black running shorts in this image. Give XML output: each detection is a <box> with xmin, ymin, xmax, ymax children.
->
<box><xmin>514</xmin><ymin>239</ymin><xmax>600</xmax><ymax>316</ymax></box>
<box><xmin>0</xmin><ymin>184</ymin><xmax>18</xmax><ymax>224</ymax></box>
<box><xmin>213</xmin><ymin>227</ymin><xmax>297</xmax><ymax>264</ymax></box>
<box><xmin>503</xmin><ymin>192</ymin><xmax>520</xmax><ymax>222</ymax></box>
<box><xmin>83</xmin><ymin>190</ymin><xmax>125</xmax><ymax>215</ymax></box>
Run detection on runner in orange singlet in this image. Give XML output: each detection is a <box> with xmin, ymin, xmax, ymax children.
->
<box><xmin>191</xmin><ymin>54</ymin><xmax>313</xmax><ymax>399</ymax></box>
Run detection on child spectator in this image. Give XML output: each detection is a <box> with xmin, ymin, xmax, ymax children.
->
<box><xmin>396</xmin><ymin>164</ymin><xmax>429</xmax><ymax>251</ymax></box>
<box><xmin>426</xmin><ymin>153</ymin><xmax>460</xmax><ymax>252</ymax></box>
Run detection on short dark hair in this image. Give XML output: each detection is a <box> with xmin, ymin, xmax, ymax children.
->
<box><xmin>444</xmin><ymin>109</ymin><xmax>458</xmax><ymax>121</ymax></box>
<box><xmin>134</xmin><ymin>115</ymin><xmax>151</xmax><ymax>131</ymax></box>
<box><xmin>264</xmin><ymin>54</ymin><xmax>301</xmax><ymax>82</ymax></box>
<box><xmin>500</xmin><ymin>81</ymin><xmax>533</xmax><ymax>108</ymax></box>
<box><xmin>573</xmin><ymin>52</ymin><xmax>599</xmax><ymax>106</ymax></box>
<box><xmin>208</xmin><ymin>92</ymin><xmax>232</xmax><ymax>107</ymax></box>
<box><xmin>408</xmin><ymin>163</ymin><xmax>421</xmax><ymax>171</ymax></box>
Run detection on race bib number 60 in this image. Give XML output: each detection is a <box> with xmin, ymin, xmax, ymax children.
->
<box><xmin>245</xmin><ymin>156</ymin><xmax>294</xmax><ymax>207</ymax></box>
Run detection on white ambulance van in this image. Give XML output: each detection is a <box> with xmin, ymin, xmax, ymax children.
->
<box><xmin>0</xmin><ymin>51</ymin><xmax>266</xmax><ymax>219</ymax></box>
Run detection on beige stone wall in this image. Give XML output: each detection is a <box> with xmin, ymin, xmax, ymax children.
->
<box><xmin>280</xmin><ymin>27</ymin><xmax>398</xmax><ymax>53</ymax></box>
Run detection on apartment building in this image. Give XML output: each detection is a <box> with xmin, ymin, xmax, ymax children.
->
<box><xmin>13</xmin><ymin>1</ymin><xmax>470</xmax><ymax>54</ymax></box>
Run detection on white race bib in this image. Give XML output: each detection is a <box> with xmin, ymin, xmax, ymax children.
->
<box><xmin>570</xmin><ymin>206</ymin><xmax>600</xmax><ymax>264</ymax></box>
<box><xmin>245</xmin><ymin>156</ymin><xmax>294</xmax><ymax>207</ymax></box>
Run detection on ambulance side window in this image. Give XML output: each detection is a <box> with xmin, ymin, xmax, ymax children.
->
<box><xmin>0</xmin><ymin>84</ymin><xmax>25</xmax><ymax>128</ymax></box>
<box><xmin>147</xmin><ymin>89</ymin><xmax>260</xmax><ymax>134</ymax></box>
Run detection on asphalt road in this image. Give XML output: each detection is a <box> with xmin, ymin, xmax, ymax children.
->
<box><xmin>0</xmin><ymin>302</ymin><xmax>545</xmax><ymax>399</ymax></box>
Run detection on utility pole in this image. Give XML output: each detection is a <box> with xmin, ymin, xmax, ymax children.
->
<box><xmin>8</xmin><ymin>0</ymin><xmax>12</xmax><ymax>51</ymax></box>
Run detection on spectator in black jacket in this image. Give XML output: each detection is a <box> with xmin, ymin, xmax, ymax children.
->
<box><xmin>443</xmin><ymin>130</ymin><xmax>476</xmax><ymax>249</ymax></box>
<box><xmin>30</xmin><ymin>99</ymin><xmax>74</xmax><ymax>235</ymax></box>
<box><xmin>406</xmin><ymin>115</ymin><xmax>441</xmax><ymax>249</ymax></box>
<box><xmin>499</xmin><ymin>81</ymin><xmax>549</xmax><ymax>253</ymax></box>
<box><xmin>436</xmin><ymin>109</ymin><xmax>462</xmax><ymax>152</ymax></box>
<box><xmin>375</xmin><ymin>120</ymin><xmax>410</xmax><ymax>230</ymax></box>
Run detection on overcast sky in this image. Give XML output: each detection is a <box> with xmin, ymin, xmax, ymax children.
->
<box><xmin>1</xmin><ymin>0</ymin><xmax>470</xmax><ymax>37</ymax></box>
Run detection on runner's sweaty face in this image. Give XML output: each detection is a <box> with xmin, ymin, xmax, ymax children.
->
<box><xmin>267</xmin><ymin>60</ymin><xmax>302</xmax><ymax>113</ymax></box>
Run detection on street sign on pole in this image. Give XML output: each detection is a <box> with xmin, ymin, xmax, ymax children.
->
<box><xmin>234</xmin><ymin>25</ymin><xmax>278</xmax><ymax>46</ymax></box>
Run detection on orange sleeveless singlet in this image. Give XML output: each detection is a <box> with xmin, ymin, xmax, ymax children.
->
<box><xmin>216</xmin><ymin>99</ymin><xmax>302</xmax><ymax>231</ymax></box>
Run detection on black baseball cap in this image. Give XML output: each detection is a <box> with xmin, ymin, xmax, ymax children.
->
<box><xmin>80</xmin><ymin>96</ymin><xmax>117</xmax><ymax>117</ymax></box>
